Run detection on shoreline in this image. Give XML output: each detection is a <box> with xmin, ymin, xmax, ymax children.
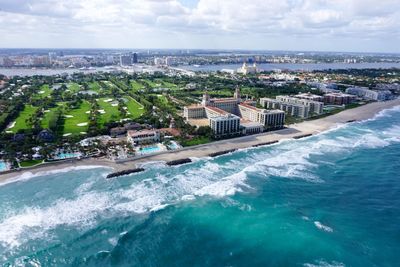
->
<box><xmin>1</xmin><ymin>98</ymin><xmax>399</xmax><ymax>183</ymax></box>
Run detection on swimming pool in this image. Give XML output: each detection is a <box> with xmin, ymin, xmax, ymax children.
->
<box><xmin>138</xmin><ymin>145</ymin><xmax>164</xmax><ymax>155</ymax></box>
<box><xmin>53</xmin><ymin>152</ymin><xmax>81</xmax><ymax>160</ymax></box>
<box><xmin>0</xmin><ymin>161</ymin><xmax>9</xmax><ymax>172</ymax></box>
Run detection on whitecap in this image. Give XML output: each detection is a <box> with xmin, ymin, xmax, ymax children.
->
<box><xmin>0</xmin><ymin>165</ymin><xmax>112</xmax><ymax>187</ymax></box>
<box><xmin>314</xmin><ymin>221</ymin><xmax>333</xmax><ymax>233</ymax></box>
<box><xmin>304</xmin><ymin>260</ymin><xmax>345</xmax><ymax>267</ymax></box>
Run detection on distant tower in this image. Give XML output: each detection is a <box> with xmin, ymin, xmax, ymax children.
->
<box><xmin>201</xmin><ymin>91</ymin><xmax>210</xmax><ymax>106</ymax></box>
<box><xmin>133</xmin><ymin>52</ymin><xmax>138</xmax><ymax>63</ymax></box>
<box><xmin>234</xmin><ymin>86</ymin><xmax>241</xmax><ymax>101</ymax></box>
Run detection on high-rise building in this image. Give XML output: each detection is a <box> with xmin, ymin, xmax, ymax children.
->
<box><xmin>165</xmin><ymin>57</ymin><xmax>173</xmax><ymax>66</ymax></box>
<box><xmin>132</xmin><ymin>52</ymin><xmax>138</xmax><ymax>63</ymax></box>
<box><xmin>154</xmin><ymin>57</ymin><xmax>164</xmax><ymax>66</ymax></box>
<box><xmin>345</xmin><ymin>87</ymin><xmax>392</xmax><ymax>101</ymax></box>
<box><xmin>48</xmin><ymin>52</ymin><xmax>57</xmax><ymax>65</ymax></box>
<box><xmin>324</xmin><ymin>93</ymin><xmax>356</xmax><ymax>105</ymax></box>
<box><xmin>120</xmin><ymin>53</ymin><xmax>133</xmax><ymax>66</ymax></box>
<box><xmin>260</xmin><ymin>97</ymin><xmax>311</xmax><ymax>118</ymax></box>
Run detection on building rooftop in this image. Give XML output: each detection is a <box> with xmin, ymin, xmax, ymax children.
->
<box><xmin>325</xmin><ymin>92</ymin><xmax>355</xmax><ymax>97</ymax></box>
<box><xmin>240</xmin><ymin>121</ymin><xmax>264</xmax><ymax>128</ymax></box>
<box><xmin>211</xmin><ymin>98</ymin><xmax>238</xmax><ymax>103</ymax></box>
<box><xmin>187</xmin><ymin>118</ymin><xmax>210</xmax><ymax>127</ymax></box>
<box><xmin>127</xmin><ymin>129</ymin><xmax>159</xmax><ymax>137</ymax></box>
<box><xmin>185</xmin><ymin>104</ymin><xmax>204</xmax><ymax>109</ymax></box>
<box><xmin>205</xmin><ymin>106</ymin><xmax>230</xmax><ymax>115</ymax></box>
<box><xmin>239</xmin><ymin>103</ymin><xmax>262</xmax><ymax>112</ymax></box>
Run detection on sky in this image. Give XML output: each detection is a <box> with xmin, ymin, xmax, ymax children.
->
<box><xmin>0</xmin><ymin>0</ymin><xmax>399</xmax><ymax>52</ymax></box>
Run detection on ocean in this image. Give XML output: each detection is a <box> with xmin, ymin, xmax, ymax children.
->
<box><xmin>0</xmin><ymin>106</ymin><xmax>399</xmax><ymax>267</ymax></box>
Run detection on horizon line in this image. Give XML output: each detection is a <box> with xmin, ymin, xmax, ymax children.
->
<box><xmin>0</xmin><ymin>48</ymin><xmax>399</xmax><ymax>55</ymax></box>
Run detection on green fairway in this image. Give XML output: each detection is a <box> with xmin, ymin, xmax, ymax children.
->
<box><xmin>40</xmin><ymin>107</ymin><xmax>61</xmax><ymax>129</ymax></box>
<box><xmin>141</xmin><ymin>79</ymin><xmax>160</xmax><ymax>88</ymax></box>
<box><xmin>34</xmin><ymin>84</ymin><xmax>52</xmax><ymax>99</ymax></box>
<box><xmin>100</xmin><ymin>81</ymin><xmax>116</xmax><ymax>94</ymax></box>
<box><xmin>67</xmin><ymin>83</ymin><xmax>81</xmax><ymax>93</ymax></box>
<box><xmin>157</xmin><ymin>94</ymin><xmax>169</xmax><ymax>105</ymax></box>
<box><xmin>7</xmin><ymin>105</ymin><xmax>38</xmax><ymax>133</ymax></box>
<box><xmin>130</xmin><ymin>80</ymin><xmax>145</xmax><ymax>92</ymax></box>
<box><xmin>162</xmin><ymin>81</ymin><xmax>178</xmax><ymax>90</ymax></box>
<box><xmin>125</xmin><ymin>96</ymin><xmax>145</xmax><ymax>119</ymax></box>
<box><xmin>88</xmin><ymin>82</ymin><xmax>101</xmax><ymax>92</ymax></box>
<box><xmin>97</xmin><ymin>98</ymin><xmax>122</xmax><ymax>126</ymax></box>
<box><xmin>63</xmin><ymin>101</ymin><xmax>91</xmax><ymax>135</ymax></box>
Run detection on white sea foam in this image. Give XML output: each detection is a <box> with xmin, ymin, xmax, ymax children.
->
<box><xmin>195</xmin><ymin>171</ymin><xmax>248</xmax><ymax>197</ymax></box>
<box><xmin>108</xmin><ymin>237</ymin><xmax>118</xmax><ymax>246</ymax></box>
<box><xmin>0</xmin><ymin>165</ymin><xmax>111</xmax><ymax>187</ymax></box>
<box><xmin>314</xmin><ymin>221</ymin><xmax>333</xmax><ymax>232</ymax></box>
<box><xmin>0</xmin><ymin>192</ymin><xmax>112</xmax><ymax>248</ymax></box>
<box><xmin>304</xmin><ymin>260</ymin><xmax>345</xmax><ymax>267</ymax></box>
<box><xmin>181</xmin><ymin>194</ymin><xmax>196</xmax><ymax>201</ymax></box>
<box><xmin>2</xmin><ymin>105</ymin><xmax>399</xmax><ymax>252</ymax></box>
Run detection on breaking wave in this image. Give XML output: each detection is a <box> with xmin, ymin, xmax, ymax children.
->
<box><xmin>0</xmin><ymin>104</ymin><xmax>399</xmax><ymax>254</ymax></box>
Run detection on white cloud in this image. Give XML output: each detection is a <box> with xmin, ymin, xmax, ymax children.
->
<box><xmin>0</xmin><ymin>0</ymin><xmax>399</xmax><ymax>51</ymax></box>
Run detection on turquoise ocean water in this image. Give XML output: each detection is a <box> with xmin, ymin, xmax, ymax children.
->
<box><xmin>1</xmin><ymin>106</ymin><xmax>400</xmax><ymax>266</ymax></box>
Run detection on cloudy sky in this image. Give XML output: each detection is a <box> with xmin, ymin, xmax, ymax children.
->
<box><xmin>0</xmin><ymin>0</ymin><xmax>399</xmax><ymax>52</ymax></box>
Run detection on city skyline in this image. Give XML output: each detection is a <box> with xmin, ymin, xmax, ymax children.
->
<box><xmin>1</xmin><ymin>0</ymin><xmax>400</xmax><ymax>53</ymax></box>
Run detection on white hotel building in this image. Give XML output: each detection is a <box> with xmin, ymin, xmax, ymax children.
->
<box><xmin>127</xmin><ymin>129</ymin><xmax>161</xmax><ymax>145</ymax></box>
<box><xmin>184</xmin><ymin>87</ymin><xmax>285</xmax><ymax>137</ymax></box>
<box><xmin>260</xmin><ymin>95</ymin><xmax>324</xmax><ymax>118</ymax></box>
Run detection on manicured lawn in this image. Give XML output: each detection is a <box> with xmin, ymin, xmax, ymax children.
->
<box><xmin>130</xmin><ymin>80</ymin><xmax>145</xmax><ymax>92</ymax></box>
<box><xmin>125</xmin><ymin>96</ymin><xmax>145</xmax><ymax>118</ymax></box>
<box><xmin>63</xmin><ymin>101</ymin><xmax>91</xmax><ymax>135</ymax></box>
<box><xmin>162</xmin><ymin>81</ymin><xmax>178</xmax><ymax>90</ymax></box>
<box><xmin>7</xmin><ymin>105</ymin><xmax>38</xmax><ymax>133</ymax></box>
<box><xmin>157</xmin><ymin>94</ymin><xmax>169</xmax><ymax>105</ymax></box>
<box><xmin>67</xmin><ymin>83</ymin><xmax>81</xmax><ymax>93</ymax></box>
<box><xmin>34</xmin><ymin>84</ymin><xmax>52</xmax><ymax>99</ymax></box>
<box><xmin>181</xmin><ymin>136</ymin><xmax>211</xmax><ymax>147</ymax></box>
<box><xmin>40</xmin><ymin>107</ymin><xmax>61</xmax><ymax>129</ymax></box>
<box><xmin>88</xmin><ymin>82</ymin><xmax>101</xmax><ymax>92</ymax></box>
<box><xmin>20</xmin><ymin>159</ymin><xmax>43</xmax><ymax>168</ymax></box>
<box><xmin>101</xmin><ymin>81</ymin><xmax>116</xmax><ymax>94</ymax></box>
<box><xmin>141</xmin><ymin>79</ymin><xmax>160</xmax><ymax>88</ymax></box>
<box><xmin>97</xmin><ymin>98</ymin><xmax>122</xmax><ymax>126</ymax></box>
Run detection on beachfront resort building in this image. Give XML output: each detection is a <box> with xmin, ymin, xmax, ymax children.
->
<box><xmin>260</xmin><ymin>95</ymin><xmax>324</xmax><ymax>118</ymax></box>
<box><xmin>295</xmin><ymin>93</ymin><xmax>324</xmax><ymax>102</ymax></box>
<box><xmin>345</xmin><ymin>86</ymin><xmax>392</xmax><ymax>101</ymax></box>
<box><xmin>184</xmin><ymin>87</ymin><xmax>285</xmax><ymax>137</ymax></box>
<box><xmin>324</xmin><ymin>92</ymin><xmax>356</xmax><ymax>105</ymax></box>
<box><xmin>127</xmin><ymin>129</ymin><xmax>161</xmax><ymax>145</ymax></box>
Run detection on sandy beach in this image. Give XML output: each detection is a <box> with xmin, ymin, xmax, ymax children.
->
<box><xmin>1</xmin><ymin>98</ymin><xmax>399</xmax><ymax>183</ymax></box>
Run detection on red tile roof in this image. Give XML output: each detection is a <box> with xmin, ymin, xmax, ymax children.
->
<box><xmin>239</xmin><ymin>103</ymin><xmax>261</xmax><ymax>112</ymax></box>
<box><xmin>205</xmin><ymin>106</ymin><xmax>229</xmax><ymax>115</ymax></box>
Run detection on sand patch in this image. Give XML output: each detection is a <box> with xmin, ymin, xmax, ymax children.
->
<box><xmin>7</xmin><ymin>121</ymin><xmax>16</xmax><ymax>129</ymax></box>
